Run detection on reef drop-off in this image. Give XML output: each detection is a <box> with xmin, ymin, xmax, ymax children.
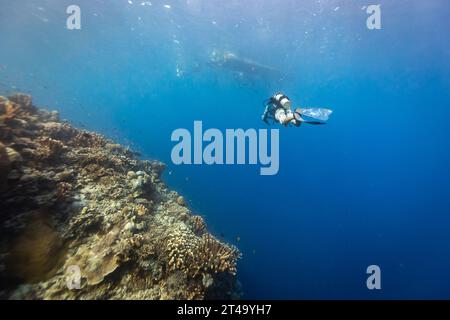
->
<box><xmin>0</xmin><ymin>94</ymin><xmax>242</xmax><ymax>299</ymax></box>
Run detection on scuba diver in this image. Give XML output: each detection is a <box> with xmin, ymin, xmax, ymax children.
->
<box><xmin>262</xmin><ymin>93</ymin><xmax>333</xmax><ymax>127</ymax></box>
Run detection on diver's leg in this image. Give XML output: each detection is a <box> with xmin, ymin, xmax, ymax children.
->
<box><xmin>285</xmin><ymin>110</ymin><xmax>301</xmax><ymax>126</ymax></box>
<box><xmin>293</xmin><ymin>119</ymin><xmax>302</xmax><ymax>127</ymax></box>
<box><xmin>293</xmin><ymin>108</ymin><xmax>304</xmax><ymax>126</ymax></box>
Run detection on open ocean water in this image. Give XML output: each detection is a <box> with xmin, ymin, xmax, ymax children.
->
<box><xmin>1</xmin><ymin>0</ymin><xmax>450</xmax><ymax>299</ymax></box>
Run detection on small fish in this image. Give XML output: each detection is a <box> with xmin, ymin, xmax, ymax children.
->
<box><xmin>252</xmin><ymin>249</ymin><xmax>256</xmax><ymax>255</ymax></box>
<box><xmin>236</xmin><ymin>236</ymin><xmax>240</xmax><ymax>242</ymax></box>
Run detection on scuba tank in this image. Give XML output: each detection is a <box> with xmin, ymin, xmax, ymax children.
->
<box><xmin>270</xmin><ymin>93</ymin><xmax>291</xmax><ymax>110</ymax></box>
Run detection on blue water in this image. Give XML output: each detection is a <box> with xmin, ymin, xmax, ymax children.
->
<box><xmin>1</xmin><ymin>0</ymin><xmax>450</xmax><ymax>299</ymax></box>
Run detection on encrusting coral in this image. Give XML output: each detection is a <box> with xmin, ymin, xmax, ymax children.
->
<box><xmin>0</xmin><ymin>94</ymin><xmax>241</xmax><ymax>300</ymax></box>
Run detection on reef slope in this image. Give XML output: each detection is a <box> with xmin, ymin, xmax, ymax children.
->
<box><xmin>0</xmin><ymin>94</ymin><xmax>241</xmax><ymax>299</ymax></box>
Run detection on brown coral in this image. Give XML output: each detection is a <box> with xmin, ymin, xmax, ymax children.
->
<box><xmin>0</xmin><ymin>98</ymin><xmax>20</xmax><ymax>122</ymax></box>
<box><xmin>66</xmin><ymin>227</ymin><xmax>121</xmax><ymax>286</ymax></box>
<box><xmin>0</xmin><ymin>94</ymin><xmax>34</xmax><ymax>127</ymax></box>
<box><xmin>56</xmin><ymin>182</ymin><xmax>72</xmax><ymax>199</ymax></box>
<box><xmin>135</xmin><ymin>204</ymin><xmax>148</xmax><ymax>216</ymax></box>
<box><xmin>7</xmin><ymin>211</ymin><xmax>66</xmax><ymax>284</ymax></box>
<box><xmin>191</xmin><ymin>215</ymin><xmax>207</xmax><ymax>235</ymax></box>
<box><xmin>0</xmin><ymin>94</ymin><xmax>37</xmax><ymax>142</ymax></box>
<box><xmin>149</xmin><ymin>160</ymin><xmax>166</xmax><ymax>178</ymax></box>
<box><xmin>41</xmin><ymin>122</ymin><xmax>76</xmax><ymax>140</ymax></box>
<box><xmin>164</xmin><ymin>228</ymin><xmax>241</xmax><ymax>278</ymax></box>
<box><xmin>8</xmin><ymin>93</ymin><xmax>33</xmax><ymax>111</ymax></box>
<box><xmin>71</xmin><ymin>131</ymin><xmax>106</xmax><ymax>148</ymax></box>
<box><xmin>36</xmin><ymin>137</ymin><xmax>67</xmax><ymax>161</ymax></box>
<box><xmin>0</xmin><ymin>141</ymin><xmax>11</xmax><ymax>191</ymax></box>
<box><xmin>196</xmin><ymin>234</ymin><xmax>241</xmax><ymax>276</ymax></box>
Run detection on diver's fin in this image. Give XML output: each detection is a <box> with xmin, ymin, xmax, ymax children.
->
<box><xmin>302</xmin><ymin>120</ymin><xmax>327</xmax><ymax>125</ymax></box>
<box><xmin>300</xmin><ymin>108</ymin><xmax>333</xmax><ymax>122</ymax></box>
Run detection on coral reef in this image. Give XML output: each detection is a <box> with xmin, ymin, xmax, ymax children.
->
<box><xmin>0</xmin><ymin>142</ymin><xmax>11</xmax><ymax>192</ymax></box>
<box><xmin>191</xmin><ymin>215</ymin><xmax>207</xmax><ymax>236</ymax></box>
<box><xmin>0</xmin><ymin>94</ymin><xmax>241</xmax><ymax>300</ymax></box>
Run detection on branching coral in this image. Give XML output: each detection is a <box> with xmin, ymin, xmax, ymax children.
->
<box><xmin>0</xmin><ymin>98</ymin><xmax>20</xmax><ymax>141</ymax></box>
<box><xmin>195</xmin><ymin>234</ymin><xmax>241</xmax><ymax>276</ymax></box>
<box><xmin>0</xmin><ymin>97</ymin><xmax>20</xmax><ymax>122</ymax></box>
<box><xmin>0</xmin><ymin>94</ymin><xmax>35</xmax><ymax>129</ymax></box>
<box><xmin>135</xmin><ymin>204</ymin><xmax>149</xmax><ymax>216</ymax></box>
<box><xmin>164</xmin><ymin>228</ymin><xmax>241</xmax><ymax>278</ymax></box>
<box><xmin>190</xmin><ymin>215</ymin><xmax>207</xmax><ymax>235</ymax></box>
<box><xmin>71</xmin><ymin>131</ymin><xmax>106</xmax><ymax>148</ymax></box>
<box><xmin>41</xmin><ymin>122</ymin><xmax>76</xmax><ymax>140</ymax></box>
<box><xmin>0</xmin><ymin>94</ymin><xmax>37</xmax><ymax>142</ymax></box>
<box><xmin>36</xmin><ymin>137</ymin><xmax>67</xmax><ymax>161</ymax></box>
<box><xmin>8</xmin><ymin>94</ymin><xmax>33</xmax><ymax>111</ymax></box>
<box><xmin>165</xmin><ymin>228</ymin><xmax>197</xmax><ymax>274</ymax></box>
<box><xmin>56</xmin><ymin>182</ymin><xmax>72</xmax><ymax>199</ymax></box>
